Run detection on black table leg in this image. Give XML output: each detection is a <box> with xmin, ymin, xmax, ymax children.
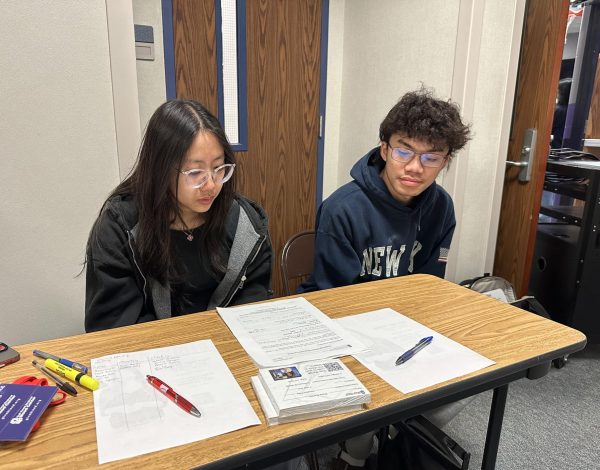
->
<box><xmin>481</xmin><ymin>384</ymin><xmax>509</xmax><ymax>470</ymax></box>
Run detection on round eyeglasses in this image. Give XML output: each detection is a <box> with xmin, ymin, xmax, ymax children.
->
<box><xmin>179</xmin><ymin>163</ymin><xmax>236</xmax><ymax>188</ymax></box>
<box><xmin>388</xmin><ymin>145</ymin><xmax>448</xmax><ymax>168</ymax></box>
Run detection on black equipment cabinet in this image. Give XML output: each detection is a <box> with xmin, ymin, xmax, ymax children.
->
<box><xmin>529</xmin><ymin>155</ymin><xmax>600</xmax><ymax>343</ymax></box>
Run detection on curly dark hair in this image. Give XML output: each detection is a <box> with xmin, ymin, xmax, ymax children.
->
<box><xmin>377</xmin><ymin>88</ymin><xmax>471</xmax><ymax>164</ymax></box>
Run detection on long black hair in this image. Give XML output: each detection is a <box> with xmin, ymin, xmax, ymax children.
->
<box><xmin>98</xmin><ymin>100</ymin><xmax>236</xmax><ymax>285</ymax></box>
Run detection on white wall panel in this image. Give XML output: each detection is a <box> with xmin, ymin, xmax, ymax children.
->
<box><xmin>324</xmin><ymin>0</ymin><xmax>525</xmax><ymax>283</ymax></box>
<box><xmin>0</xmin><ymin>0</ymin><xmax>120</xmax><ymax>344</ymax></box>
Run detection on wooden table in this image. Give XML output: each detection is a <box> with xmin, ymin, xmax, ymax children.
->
<box><xmin>0</xmin><ymin>275</ymin><xmax>586</xmax><ymax>469</ymax></box>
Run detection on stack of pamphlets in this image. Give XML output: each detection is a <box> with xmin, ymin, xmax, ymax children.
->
<box><xmin>251</xmin><ymin>358</ymin><xmax>370</xmax><ymax>425</ymax></box>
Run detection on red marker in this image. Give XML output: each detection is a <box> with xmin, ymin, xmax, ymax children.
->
<box><xmin>146</xmin><ymin>375</ymin><xmax>201</xmax><ymax>417</ymax></box>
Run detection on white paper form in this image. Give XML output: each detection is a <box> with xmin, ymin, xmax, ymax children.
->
<box><xmin>217</xmin><ymin>297</ymin><xmax>367</xmax><ymax>367</ymax></box>
<box><xmin>91</xmin><ymin>340</ymin><xmax>260</xmax><ymax>464</ymax></box>
<box><xmin>337</xmin><ymin>309</ymin><xmax>495</xmax><ymax>394</ymax></box>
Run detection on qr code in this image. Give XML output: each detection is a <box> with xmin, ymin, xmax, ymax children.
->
<box><xmin>323</xmin><ymin>362</ymin><xmax>342</xmax><ymax>372</ymax></box>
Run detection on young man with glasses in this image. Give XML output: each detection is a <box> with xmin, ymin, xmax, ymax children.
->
<box><xmin>299</xmin><ymin>89</ymin><xmax>471</xmax><ymax>470</ymax></box>
<box><xmin>300</xmin><ymin>88</ymin><xmax>470</xmax><ymax>294</ymax></box>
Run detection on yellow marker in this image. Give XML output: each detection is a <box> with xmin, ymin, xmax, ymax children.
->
<box><xmin>44</xmin><ymin>358</ymin><xmax>99</xmax><ymax>391</ymax></box>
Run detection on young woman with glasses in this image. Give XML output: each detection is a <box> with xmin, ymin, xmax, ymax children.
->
<box><xmin>85</xmin><ymin>100</ymin><xmax>272</xmax><ymax>332</ymax></box>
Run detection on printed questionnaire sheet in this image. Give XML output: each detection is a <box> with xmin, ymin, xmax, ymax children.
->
<box><xmin>91</xmin><ymin>340</ymin><xmax>259</xmax><ymax>464</ymax></box>
<box><xmin>217</xmin><ymin>297</ymin><xmax>366</xmax><ymax>367</ymax></box>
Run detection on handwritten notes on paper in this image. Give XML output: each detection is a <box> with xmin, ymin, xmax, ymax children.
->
<box><xmin>217</xmin><ymin>297</ymin><xmax>366</xmax><ymax>367</ymax></box>
<box><xmin>91</xmin><ymin>340</ymin><xmax>259</xmax><ymax>464</ymax></box>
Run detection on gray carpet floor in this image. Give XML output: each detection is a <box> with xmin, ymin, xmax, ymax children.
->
<box><xmin>442</xmin><ymin>343</ymin><xmax>600</xmax><ymax>470</ymax></box>
<box><xmin>302</xmin><ymin>343</ymin><xmax>600</xmax><ymax>470</ymax></box>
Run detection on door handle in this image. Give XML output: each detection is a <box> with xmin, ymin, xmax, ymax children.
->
<box><xmin>506</xmin><ymin>160</ymin><xmax>528</xmax><ymax>167</ymax></box>
<box><xmin>505</xmin><ymin>129</ymin><xmax>536</xmax><ymax>182</ymax></box>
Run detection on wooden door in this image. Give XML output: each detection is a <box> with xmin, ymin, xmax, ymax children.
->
<box><xmin>172</xmin><ymin>0</ymin><xmax>322</xmax><ymax>297</ymax></box>
<box><xmin>493</xmin><ymin>0</ymin><xmax>569</xmax><ymax>297</ymax></box>
<box><xmin>173</xmin><ymin>0</ymin><xmax>218</xmax><ymax>110</ymax></box>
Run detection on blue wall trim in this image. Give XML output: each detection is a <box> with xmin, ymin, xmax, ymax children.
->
<box><xmin>316</xmin><ymin>0</ymin><xmax>329</xmax><ymax>206</ymax></box>
<box><xmin>161</xmin><ymin>0</ymin><xmax>177</xmax><ymax>100</ymax></box>
<box><xmin>215</xmin><ymin>0</ymin><xmax>248</xmax><ymax>152</ymax></box>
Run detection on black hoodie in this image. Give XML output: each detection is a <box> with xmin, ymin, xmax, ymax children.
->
<box><xmin>85</xmin><ymin>194</ymin><xmax>273</xmax><ymax>332</ymax></box>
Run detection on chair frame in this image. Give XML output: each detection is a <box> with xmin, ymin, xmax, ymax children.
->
<box><xmin>280</xmin><ymin>230</ymin><xmax>316</xmax><ymax>295</ymax></box>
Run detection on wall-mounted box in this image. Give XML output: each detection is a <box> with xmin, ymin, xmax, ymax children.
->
<box><xmin>134</xmin><ymin>24</ymin><xmax>154</xmax><ymax>61</ymax></box>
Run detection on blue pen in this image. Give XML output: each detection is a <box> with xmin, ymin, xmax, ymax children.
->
<box><xmin>395</xmin><ymin>336</ymin><xmax>433</xmax><ymax>366</ymax></box>
<box><xmin>32</xmin><ymin>349</ymin><xmax>88</xmax><ymax>374</ymax></box>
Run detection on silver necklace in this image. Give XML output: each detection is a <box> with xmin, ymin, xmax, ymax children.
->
<box><xmin>182</xmin><ymin>226</ymin><xmax>194</xmax><ymax>242</ymax></box>
<box><xmin>176</xmin><ymin>215</ymin><xmax>201</xmax><ymax>242</ymax></box>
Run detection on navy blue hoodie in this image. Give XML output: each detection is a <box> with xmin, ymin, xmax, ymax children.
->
<box><xmin>299</xmin><ymin>148</ymin><xmax>455</xmax><ymax>292</ymax></box>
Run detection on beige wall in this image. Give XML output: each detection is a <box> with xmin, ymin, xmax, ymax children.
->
<box><xmin>0</xmin><ymin>1</ymin><xmax>120</xmax><ymax>344</ymax></box>
<box><xmin>133</xmin><ymin>0</ymin><xmax>167</xmax><ymax>132</ymax></box>
<box><xmin>1</xmin><ymin>0</ymin><xmax>525</xmax><ymax>345</ymax></box>
<box><xmin>457</xmin><ymin>0</ymin><xmax>525</xmax><ymax>281</ymax></box>
<box><xmin>106</xmin><ymin>0</ymin><xmax>141</xmax><ymax>179</ymax></box>
<box><xmin>324</xmin><ymin>0</ymin><xmax>459</xmax><ymax>195</ymax></box>
<box><xmin>324</xmin><ymin>0</ymin><xmax>524</xmax><ymax>283</ymax></box>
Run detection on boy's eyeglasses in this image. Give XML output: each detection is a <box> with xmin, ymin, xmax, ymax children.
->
<box><xmin>388</xmin><ymin>144</ymin><xmax>448</xmax><ymax>168</ymax></box>
<box><xmin>179</xmin><ymin>163</ymin><xmax>236</xmax><ymax>188</ymax></box>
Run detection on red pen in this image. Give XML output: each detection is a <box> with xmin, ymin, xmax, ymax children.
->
<box><xmin>146</xmin><ymin>375</ymin><xmax>201</xmax><ymax>417</ymax></box>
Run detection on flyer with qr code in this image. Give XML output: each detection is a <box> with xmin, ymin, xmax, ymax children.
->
<box><xmin>256</xmin><ymin>359</ymin><xmax>370</xmax><ymax>420</ymax></box>
<box><xmin>0</xmin><ymin>384</ymin><xmax>58</xmax><ymax>441</ymax></box>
